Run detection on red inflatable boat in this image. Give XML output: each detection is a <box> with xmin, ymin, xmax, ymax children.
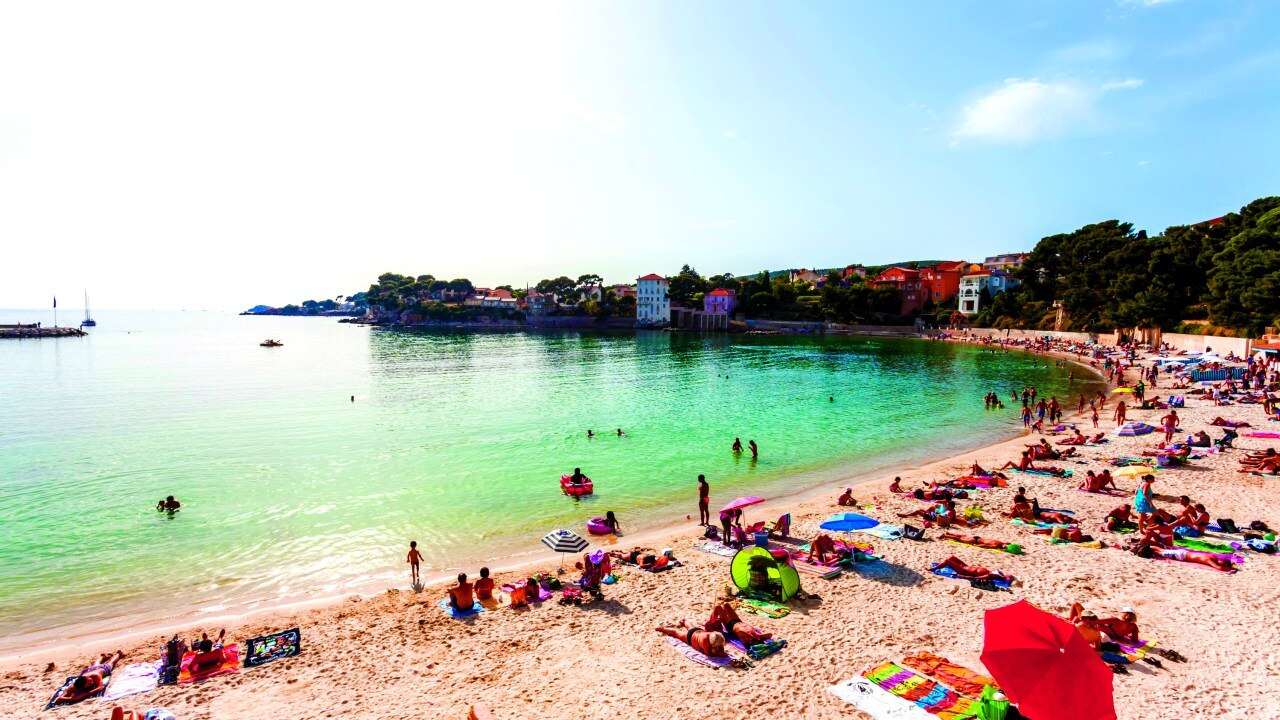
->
<box><xmin>561</xmin><ymin>474</ymin><xmax>594</xmax><ymax>497</ymax></box>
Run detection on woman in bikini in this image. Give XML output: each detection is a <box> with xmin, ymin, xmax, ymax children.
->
<box><xmin>704</xmin><ymin>603</ymin><xmax>772</xmax><ymax>646</ymax></box>
<box><xmin>931</xmin><ymin>556</ymin><xmax>1015</xmax><ymax>584</ymax></box>
<box><xmin>655</xmin><ymin>622</ymin><xmax>727</xmax><ymax>657</ymax></box>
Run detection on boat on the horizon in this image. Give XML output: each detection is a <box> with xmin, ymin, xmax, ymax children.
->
<box><xmin>260</xmin><ymin>339</ymin><xmax>283</xmax><ymax>347</ymax></box>
<box><xmin>80</xmin><ymin>290</ymin><xmax>96</xmax><ymax>327</ymax></box>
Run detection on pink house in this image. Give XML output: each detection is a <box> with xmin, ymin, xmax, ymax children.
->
<box><xmin>704</xmin><ymin>288</ymin><xmax>737</xmax><ymax>314</ymax></box>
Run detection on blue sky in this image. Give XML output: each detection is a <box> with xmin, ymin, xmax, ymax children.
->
<box><xmin>0</xmin><ymin>0</ymin><xmax>1277</xmax><ymax>309</ymax></box>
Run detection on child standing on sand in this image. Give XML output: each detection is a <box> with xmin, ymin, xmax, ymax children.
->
<box><xmin>407</xmin><ymin>541</ymin><xmax>423</xmax><ymax>583</ymax></box>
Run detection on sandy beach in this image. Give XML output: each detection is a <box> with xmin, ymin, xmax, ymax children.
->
<box><xmin>6</xmin><ymin>345</ymin><xmax>1280</xmax><ymax>720</ymax></box>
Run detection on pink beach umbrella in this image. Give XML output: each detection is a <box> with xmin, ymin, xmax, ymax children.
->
<box><xmin>720</xmin><ymin>496</ymin><xmax>765</xmax><ymax>513</ymax></box>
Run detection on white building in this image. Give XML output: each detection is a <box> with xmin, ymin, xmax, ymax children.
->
<box><xmin>958</xmin><ymin>270</ymin><xmax>1018</xmax><ymax>315</ymax></box>
<box><xmin>635</xmin><ymin>273</ymin><xmax>670</xmax><ymax>327</ymax></box>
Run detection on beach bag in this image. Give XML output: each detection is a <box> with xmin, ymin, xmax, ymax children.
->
<box><xmin>703</xmin><ymin>525</ymin><xmax>720</xmax><ymax>540</ymax></box>
<box><xmin>970</xmin><ymin>577</ymin><xmax>1000</xmax><ymax>592</ymax></box>
<box><xmin>1216</xmin><ymin>518</ymin><xmax>1239</xmax><ymax>534</ymax></box>
<box><xmin>902</xmin><ymin>524</ymin><xmax>926</xmax><ymax>541</ymax></box>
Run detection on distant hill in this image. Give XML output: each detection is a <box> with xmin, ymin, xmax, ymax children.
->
<box><xmin>736</xmin><ymin>261</ymin><xmax>956</xmax><ymax>281</ymax></box>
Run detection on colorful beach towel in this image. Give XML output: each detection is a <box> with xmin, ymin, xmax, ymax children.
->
<box><xmin>728</xmin><ymin>636</ymin><xmax>787</xmax><ymax>660</ymax></box>
<box><xmin>664</xmin><ymin>636</ymin><xmax>732</xmax><ymax>668</ymax></box>
<box><xmin>790</xmin><ymin>556</ymin><xmax>842</xmax><ymax>577</ymax></box>
<box><xmin>863</xmin><ymin>662</ymin><xmax>979</xmax><ymax>719</ymax></box>
<box><xmin>1175</xmin><ymin>536</ymin><xmax>1241</xmax><ymax>554</ymax></box>
<box><xmin>929</xmin><ymin>565</ymin><xmax>1011</xmax><ymax>590</ymax></box>
<box><xmin>740</xmin><ymin>598</ymin><xmax>790</xmax><ymax>619</ymax></box>
<box><xmin>244</xmin><ymin>628</ymin><xmax>301</xmax><ymax>668</ymax></box>
<box><xmin>178</xmin><ymin>644</ymin><xmax>240</xmax><ymax>684</ymax></box>
<box><xmin>1009</xmin><ymin>468</ymin><xmax>1073</xmax><ymax>477</ymax></box>
<box><xmin>900</xmin><ymin>653</ymin><xmax>998</xmax><ymax>699</ymax></box>
<box><xmin>828</xmin><ymin>677</ymin><xmax>935</xmax><ymax>720</ymax></box>
<box><xmin>438</xmin><ymin>599</ymin><xmax>485</xmax><ymax>618</ymax></box>
<box><xmin>100</xmin><ymin>661</ymin><xmax>160</xmax><ymax>702</ymax></box>
<box><xmin>44</xmin><ymin>675</ymin><xmax>106</xmax><ymax>710</ymax></box>
<box><xmin>1246</xmin><ymin>431</ymin><xmax>1280</xmax><ymax>438</ymax></box>
<box><xmin>1011</xmin><ymin>518</ymin><xmax>1074</xmax><ymax>530</ymax></box>
<box><xmin>693</xmin><ymin>541</ymin><xmax>739</xmax><ymax>558</ymax></box>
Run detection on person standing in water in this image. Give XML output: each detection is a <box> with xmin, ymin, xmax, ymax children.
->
<box><xmin>616</xmin><ymin>428</ymin><xmax>625</xmax><ymax>437</ymax></box>
<box><xmin>697</xmin><ymin>474</ymin><xmax>710</xmax><ymax>525</ymax></box>
<box><xmin>732</xmin><ymin>438</ymin><xmax>743</xmax><ymax>454</ymax></box>
<box><xmin>749</xmin><ymin>440</ymin><xmax>758</xmax><ymax>459</ymax></box>
<box><xmin>156</xmin><ymin>496</ymin><xmax>181</xmax><ymax>513</ymax></box>
<box><xmin>407</xmin><ymin>541</ymin><xmax>423</xmax><ymax>583</ymax></box>
<box><xmin>587</xmin><ymin>429</ymin><xmax>594</xmax><ymax>439</ymax></box>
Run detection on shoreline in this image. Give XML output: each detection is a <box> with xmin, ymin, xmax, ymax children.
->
<box><xmin>1</xmin><ymin>342</ymin><xmax>1104</xmax><ymax>662</ymax></box>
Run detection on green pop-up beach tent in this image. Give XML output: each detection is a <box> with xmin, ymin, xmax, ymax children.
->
<box><xmin>730</xmin><ymin>546</ymin><xmax>801</xmax><ymax>602</ymax></box>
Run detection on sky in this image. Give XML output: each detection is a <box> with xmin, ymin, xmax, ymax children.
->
<box><xmin>0</xmin><ymin>0</ymin><xmax>1277</xmax><ymax>310</ymax></box>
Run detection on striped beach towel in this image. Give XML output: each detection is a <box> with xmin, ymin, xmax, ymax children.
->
<box><xmin>863</xmin><ymin>662</ymin><xmax>979</xmax><ymax>719</ymax></box>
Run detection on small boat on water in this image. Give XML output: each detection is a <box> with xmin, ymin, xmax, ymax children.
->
<box><xmin>80</xmin><ymin>290</ymin><xmax>96</xmax><ymax>327</ymax></box>
<box><xmin>561</xmin><ymin>474</ymin><xmax>593</xmax><ymax>497</ymax></box>
<box><xmin>260</xmin><ymin>339</ymin><xmax>283</xmax><ymax>347</ymax></box>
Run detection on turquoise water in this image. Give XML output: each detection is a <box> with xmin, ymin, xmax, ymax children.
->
<box><xmin>0</xmin><ymin>311</ymin><xmax>1088</xmax><ymax>647</ymax></box>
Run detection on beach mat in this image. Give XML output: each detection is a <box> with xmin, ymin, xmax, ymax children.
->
<box><xmin>1009</xmin><ymin>468</ymin><xmax>1072</xmax><ymax>477</ymax></box>
<box><xmin>693</xmin><ymin>541</ymin><xmax>739</xmax><ymax>558</ymax></box>
<box><xmin>790</xmin><ymin>556</ymin><xmax>842</xmax><ymax>578</ymax></box>
<box><xmin>728</xmin><ymin>636</ymin><xmax>787</xmax><ymax>660</ymax></box>
<box><xmin>101</xmin><ymin>661</ymin><xmax>160</xmax><ymax>702</ymax></box>
<box><xmin>664</xmin><ymin>636</ymin><xmax>732</xmax><ymax>668</ymax></box>
<box><xmin>864</xmin><ymin>662</ymin><xmax>980</xmax><ymax>719</ymax></box>
<box><xmin>900</xmin><ymin>652</ymin><xmax>998</xmax><ymax>699</ymax></box>
<box><xmin>44</xmin><ymin>676</ymin><xmax>105</xmax><ymax>710</ymax></box>
<box><xmin>1175</xmin><ymin>536</ymin><xmax>1241</xmax><ymax>554</ymax></box>
<box><xmin>828</xmin><ymin>677</ymin><xmax>935</xmax><ymax>720</ymax></box>
<box><xmin>178</xmin><ymin>645</ymin><xmax>240</xmax><ymax>684</ymax></box>
<box><xmin>438</xmin><ymin>599</ymin><xmax>485</xmax><ymax>618</ymax></box>
<box><xmin>739</xmin><ymin>598</ymin><xmax>790</xmax><ymax>619</ymax></box>
<box><xmin>930</xmin><ymin>565</ymin><xmax>1011</xmax><ymax>590</ymax></box>
<box><xmin>244</xmin><ymin>628</ymin><xmax>301</xmax><ymax>668</ymax></box>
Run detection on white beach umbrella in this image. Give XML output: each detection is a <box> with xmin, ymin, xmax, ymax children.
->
<box><xmin>542</xmin><ymin>529</ymin><xmax>589</xmax><ymax>568</ymax></box>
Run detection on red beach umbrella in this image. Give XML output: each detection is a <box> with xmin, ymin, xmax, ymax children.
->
<box><xmin>720</xmin><ymin>496</ymin><xmax>765</xmax><ymax>513</ymax></box>
<box><xmin>980</xmin><ymin>600</ymin><xmax>1116</xmax><ymax>720</ymax></box>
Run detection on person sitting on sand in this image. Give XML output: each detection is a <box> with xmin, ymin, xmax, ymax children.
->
<box><xmin>931</xmin><ymin>556</ymin><xmax>1015</xmax><ymax>584</ymax></box>
<box><xmin>746</xmin><ymin>553</ymin><xmax>783</xmax><ymax>599</ymax></box>
<box><xmin>888</xmin><ymin>477</ymin><xmax>904</xmax><ymax>493</ymax></box>
<box><xmin>473</xmin><ymin>567</ymin><xmax>495</xmax><ymax>601</ymax></box>
<box><xmin>448</xmin><ymin>573</ymin><xmax>475</xmax><ymax>612</ymax></box>
<box><xmin>655</xmin><ymin>622</ymin><xmax>727</xmax><ymax>657</ymax></box>
<box><xmin>54</xmin><ymin>651</ymin><xmax>125</xmax><ymax>704</ymax></box>
<box><xmin>1003</xmin><ymin>496</ymin><xmax>1036</xmax><ymax>523</ymax></box>
<box><xmin>837</xmin><ymin>488</ymin><xmax>856</xmax><ymax>506</ymax></box>
<box><xmin>1001</xmin><ymin>451</ymin><xmax>1036</xmax><ymax>472</ymax></box>
<box><xmin>939</xmin><ymin>532</ymin><xmax>1015</xmax><ymax>551</ymax></box>
<box><xmin>1079</xmin><ymin>470</ymin><xmax>1118</xmax><ymax>493</ymax></box>
<box><xmin>705</xmin><ymin>602</ymin><xmax>773</xmax><ymax>646</ymax></box>
<box><xmin>1097</xmin><ymin>607</ymin><xmax>1140</xmax><ymax>644</ymax></box>
<box><xmin>898</xmin><ymin>499</ymin><xmax>956</xmax><ymax>527</ymax></box>
<box><xmin>187</xmin><ymin>630</ymin><xmax>228</xmax><ymax>673</ymax></box>
<box><xmin>1189</xmin><ymin>430</ymin><xmax>1212</xmax><ymax>447</ymax></box>
<box><xmin>156</xmin><ymin>496</ymin><xmax>181</xmax><ymax>512</ymax></box>
<box><xmin>1066</xmin><ymin>607</ymin><xmax>1108</xmax><ymax>650</ymax></box>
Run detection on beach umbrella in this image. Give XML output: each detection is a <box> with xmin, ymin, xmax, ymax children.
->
<box><xmin>1113</xmin><ymin>465</ymin><xmax>1155</xmax><ymax>478</ymax></box>
<box><xmin>1114</xmin><ymin>421</ymin><xmax>1155</xmax><ymax>437</ymax></box>
<box><xmin>542</xmin><ymin>529</ymin><xmax>589</xmax><ymax>568</ymax></box>
<box><xmin>981</xmin><ymin>600</ymin><xmax>1116</xmax><ymax>720</ymax></box>
<box><xmin>720</xmin><ymin>496</ymin><xmax>765</xmax><ymax>513</ymax></box>
<box><xmin>819</xmin><ymin>513</ymin><xmax>880</xmax><ymax>533</ymax></box>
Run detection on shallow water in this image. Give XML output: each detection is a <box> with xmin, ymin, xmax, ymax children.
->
<box><xmin>0</xmin><ymin>311</ymin><xmax>1089</xmax><ymax>646</ymax></box>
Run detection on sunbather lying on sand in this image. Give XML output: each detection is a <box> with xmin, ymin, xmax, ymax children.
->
<box><xmin>54</xmin><ymin>651</ymin><xmax>124</xmax><ymax>704</ymax></box>
<box><xmin>939</xmin><ymin>532</ymin><xmax>1015</xmax><ymax>551</ymax></box>
<box><xmin>656</xmin><ymin>622</ymin><xmax>727</xmax><ymax>657</ymax></box>
<box><xmin>931</xmin><ymin>556</ymin><xmax>1015</xmax><ymax>584</ymax></box>
<box><xmin>1130</xmin><ymin>542</ymin><xmax>1238</xmax><ymax>572</ymax></box>
<box><xmin>1000</xmin><ymin>452</ymin><xmax>1067</xmax><ymax>476</ymax></box>
<box><xmin>1069</xmin><ymin>603</ymin><xmax>1140</xmax><ymax>644</ymax></box>
<box><xmin>1031</xmin><ymin>526</ymin><xmax>1094</xmax><ymax>543</ymax></box>
<box><xmin>807</xmin><ymin>534</ymin><xmax>850</xmax><ymax>565</ymax></box>
<box><xmin>610</xmin><ymin>549</ymin><xmax>671</xmax><ymax>570</ymax></box>
<box><xmin>969</xmin><ymin>462</ymin><xmax>1007</xmax><ymax>479</ymax></box>
<box><xmin>705</xmin><ymin>603</ymin><xmax>772</xmax><ymax>646</ymax></box>
<box><xmin>1003</xmin><ymin>497</ymin><xmax>1077</xmax><ymax>525</ymax></box>
<box><xmin>898</xmin><ymin>499</ymin><xmax>957</xmax><ymax>527</ymax></box>
<box><xmin>1210</xmin><ymin>417</ymin><xmax>1250</xmax><ymax>428</ymax></box>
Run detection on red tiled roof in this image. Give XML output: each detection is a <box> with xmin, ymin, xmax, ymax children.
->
<box><xmin>708</xmin><ymin>288</ymin><xmax>736</xmax><ymax>296</ymax></box>
<box><xmin>637</xmin><ymin>273</ymin><xmax>666</xmax><ymax>281</ymax></box>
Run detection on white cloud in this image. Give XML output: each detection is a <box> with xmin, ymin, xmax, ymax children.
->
<box><xmin>1136</xmin><ymin>159</ymin><xmax>1150</xmax><ymax>167</ymax></box>
<box><xmin>955</xmin><ymin>78</ymin><xmax>1097</xmax><ymax>144</ymax></box>
<box><xmin>1101</xmin><ymin>78</ymin><xmax>1144</xmax><ymax>91</ymax></box>
<box><xmin>723</xmin><ymin>130</ymin><xmax>737</xmax><ymax>139</ymax></box>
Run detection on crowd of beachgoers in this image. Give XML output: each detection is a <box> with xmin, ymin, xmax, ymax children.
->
<box><xmin>5</xmin><ymin>336</ymin><xmax>1280</xmax><ymax>720</ymax></box>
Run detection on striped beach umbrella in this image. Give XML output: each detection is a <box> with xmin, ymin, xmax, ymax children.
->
<box><xmin>542</xmin><ymin>529</ymin><xmax>589</xmax><ymax>567</ymax></box>
<box><xmin>1114</xmin><ymin>422</ymin><xmax>1155</xmax><ymax>437</ymax></box>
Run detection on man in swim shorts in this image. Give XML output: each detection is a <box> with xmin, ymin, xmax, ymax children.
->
<box><xmin>54</xmin><ymin>651</ymin><xmax>124</xmax><ymax>704</ymax></box>
<box><xmin>448</xmin><ymin>573</ymin><xmax>475</xmax><ymax>612</ymax></box>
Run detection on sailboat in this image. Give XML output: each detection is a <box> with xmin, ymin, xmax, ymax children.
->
<box><xmin>81</xmin><ymin>290</ymin><xmax>96</xmax><ymax>327</ymax></box>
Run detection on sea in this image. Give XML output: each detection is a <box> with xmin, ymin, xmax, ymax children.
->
<box><xmin>0</xmin><ymin>309</ymin><xmax>1091</xmax><ymax>650</ymax></box>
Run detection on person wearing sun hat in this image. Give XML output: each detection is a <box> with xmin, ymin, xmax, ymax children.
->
<box><xmin>1099</xmin><ymin>607</ymin><xmax>1140</xmax><ymax>643</ymax></box>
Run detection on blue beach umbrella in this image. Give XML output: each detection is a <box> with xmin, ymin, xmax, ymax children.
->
<box><xmin>820</xmin><ymin>513</ymin><xmax>880</xmax><ymax>533</ymax></box>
